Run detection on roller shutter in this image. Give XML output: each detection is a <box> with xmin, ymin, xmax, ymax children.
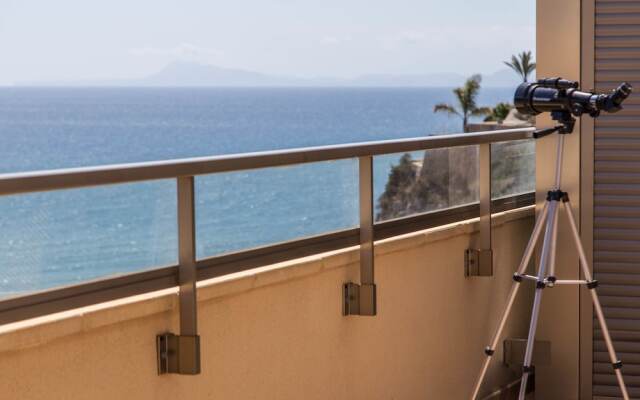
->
<box><xmin>594</xmin><ymin>0</ymin><xmax>640</xmax><ymax>398</ymax></box>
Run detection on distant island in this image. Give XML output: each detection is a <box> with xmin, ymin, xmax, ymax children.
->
<box><xmin>18</xmin><ymin>61</ymin><xmax>521</xmax><ymax>88</ymax></box>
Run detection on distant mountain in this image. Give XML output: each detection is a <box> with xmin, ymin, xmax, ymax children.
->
<box><xmin>19</xmin><ymin>61</ymin><xmax>523</xmax><ymax>88</ymax></box>
<box><xmin>482</xmin><ymin>69</ymin><xmax>525</xmax><ymax>87</ymax></box>
<box><xmin>140</xmin><ymin>62</ymin><xmax>299</xmax><ymax>87</ymax></box>
<box><xmin>346</xmin><ymin>69</ymin><xmax>520</xmax><ymax>87</ymax></box>
<box><xmin>348</xmin><ymin>72</ymin><xmax>469</xmax><ymax>87</ymax></box>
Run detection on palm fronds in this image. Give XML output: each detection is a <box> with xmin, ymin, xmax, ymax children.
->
<box><xmin>433</xmin><ymin>74</ymin><xmax>489</xmax><ymax>132</ymax></box>
<box><xmin>504</xmin><ymin>51</ymin><xmax>536</xmax><ymax>82</ymax></box>
<box><xmin>433</xmin><ymin>103</ymin><xmax>460</xmax><ymax>116</ymax></box>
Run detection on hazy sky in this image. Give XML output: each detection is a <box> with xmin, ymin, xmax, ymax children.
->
<box><xmin>0</xmin><ymin>0</ymin><xmax>535</xmax><ymax>85</ymax></box>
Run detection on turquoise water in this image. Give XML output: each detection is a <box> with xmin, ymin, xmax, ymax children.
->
<box><xmin>0</xmin><ymin>87</ymin><xmax>514</xmax><ymax>296</ymax></box>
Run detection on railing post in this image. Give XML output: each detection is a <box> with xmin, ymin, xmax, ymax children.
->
<box><xmin>343</xmin><ymin>156</ymin><xmax>376</xmax><ymax>316</ymax></box>
<box><xmin>465</xmin><ymin>143</ymin><xmax>493</xmax><ymax>276</ymax></box>
<box><xmin>157</xmin><ymin>176</ymin><xmax>201</xmax><ymax>375</ymax></box>
<box><xmin>178</xmin><ymin>176</ymin><xmax>198</xmax><ymax>338</ymax></box>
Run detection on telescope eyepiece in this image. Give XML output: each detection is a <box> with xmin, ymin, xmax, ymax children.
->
<box><xmin>609</xmin><ymin>82</ymin><xmax>632</xmax><ymax>110</ymax></box>
<box><xmin>591</xmin><ymin>82</ymin><xmax>632</xmax><ymax>114</ymax></box>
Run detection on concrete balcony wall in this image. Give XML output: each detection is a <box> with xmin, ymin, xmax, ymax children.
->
<box><xmin>0</xmin><ymin>207</ymin><xmax>535</xmax><ymax>400</ymax></box>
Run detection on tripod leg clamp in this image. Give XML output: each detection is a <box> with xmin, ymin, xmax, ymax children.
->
<box><xmin>587</xmin><ymin>280</ymin><xmax>599</xmax><ymax>290</ymax></box>
<box><xmin>513</xmin><ymin>273</ymin><xmax>523</xmax><ymax>282</ymax></box>
<box><xmin>522</xmin><ymin>365</ymin><xmax>535</xmax><ymax>374</ymax></box>
<box><xmin>547</xmin><ymin>190</ymin><xmax>569</xmax><ymax>202</ymax></box>
<box><xmin>613</xmin><ymin>360</ymin><xmax>623</xmax><ymax>370</ymax></box>
<box><xmin>484</xmin><ymin>347</ymin><xmax>495</xmax><ymax>356</ymax></box>
<box><xmin>536</xmin><ymin>280</ymin><xmax>546</xmax><ymax>289</ymax></box>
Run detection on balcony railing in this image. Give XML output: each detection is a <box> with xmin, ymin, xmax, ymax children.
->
<box><xmin>0</xmin><ymin>127</ymin><xmax>536</xmax><ymax>337</ymax></box>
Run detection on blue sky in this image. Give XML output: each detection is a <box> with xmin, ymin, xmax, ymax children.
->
<box><xmin>0</xmin><ymin>0</ymin><xmax>535</xmax><ymax>85</ymax></box>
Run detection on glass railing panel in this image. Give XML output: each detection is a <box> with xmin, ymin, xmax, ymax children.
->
<box><xmin>195</xmin><ymin>159</ymin><xmax>358</xmax><ymax>259</ymax></box>
<box><xmin>491</xmin><ymin>139</ymin><xmax>536</xmax><ymax>199</ymax></box>
<box><xmin>0</xmin><ymin>181</ymin><xmax>176</xmax><ymax>298</ymax></box>
<box><xmin>374</xmin><ymin>146</ymin><xmax>480</xmax><ymax>222</ymax></box>
<box><xmin>374</xmin><ymin>139</ymin><xmax>536</xmax><ymax>222</ymax></box>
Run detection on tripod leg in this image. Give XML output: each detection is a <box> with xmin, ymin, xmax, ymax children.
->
<box><xmin>518</xmin><ymin>200</ymin><xmax>558</xmax><ymax>400</ymax></box>
<box><xmin>562</xmin><ymin>200</ymin><xmax>630</xmax><ymax>400</ymax></box>
<box><xmin>547</xmin><ymin>197</ymin><xmax>560</xmax><ymax>284</ymax></box>
<box><xmin>470</xmin><ymin>202</ymin><xmax>550</xmax><ymax>400</ymax></box>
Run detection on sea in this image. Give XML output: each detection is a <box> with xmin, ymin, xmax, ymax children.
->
<box><xmin>0</xmin><ymin>87</ymin><xmax>515</xmax><ymax>296</ymax></box>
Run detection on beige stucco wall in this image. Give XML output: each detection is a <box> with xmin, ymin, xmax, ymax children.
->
<box><xmin>536</xmin><ymin>0</ymin><xmax>584</xmax><ymax>398</ymax></box>
<box><xmin>0</xmin><ymin>208</ymin><xmax>535</xmax><ymax>400</ymax></box>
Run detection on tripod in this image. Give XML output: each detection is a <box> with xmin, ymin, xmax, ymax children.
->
<box><xmin>470</xmin><ymin>111</ymin><xmax>630</xmax><ymax>400</ymax></box>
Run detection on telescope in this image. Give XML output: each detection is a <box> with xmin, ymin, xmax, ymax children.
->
<box><xmin>513</xmin><ymin>77</ymin><xmax>632</xmax><ymax>137</ymax></box>
<box><xmin>471</xmin><ymin>77</ymin><xmax>634</xmax><ymax>400</ymax></box>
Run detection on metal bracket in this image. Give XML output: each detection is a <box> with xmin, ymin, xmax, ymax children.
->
<box><xmin>157</xmin><ymin>333</ymin><xmax>201</xmax><ymax>375</ymax></box>
<box><xmin>465</xmin><ymin>248</ymin><xmax>493</xmax><ymax>276</ymax></box>
<box><xmin>503</xmin><ymin>338</ymin><xmax>551</xmax><ymax>369</ymax></box>
<box><xmin>343</xmin><ymin>282</ymin><xmax>376</xmax><ymax>316</ymax></box>
<box><xmin>466</xmin><ymin>143</ymin><xmax>493</xmax><ymax>277</ymax></box>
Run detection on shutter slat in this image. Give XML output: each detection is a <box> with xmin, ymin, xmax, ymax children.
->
<box><xmin>596</xmin><ymin>150</ymin><xmax>640</xmax><ymax>162</ymax></box>
<box><xmin>594</xmin><ymin>261</ymin><xmax>640</xmax><ymax>273</ymax></box>
<box><xmin>595</xmin><ymin>329</ymin><xmax>640</xmax><ymax>341</ymax></box>
<box><xmin>596</xmin><ymin>183</ymin><xmax>640</xmax><ymax>195</ymax></box>
<box><xmin>594</xmin><ymin>217</ymin><xmax>640</xmax><ymax>229</ymax></box>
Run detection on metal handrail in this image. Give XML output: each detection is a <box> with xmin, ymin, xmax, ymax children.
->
<box><xmin>0</xmin><ymin>128</ymin><xmax>534</xmax><ymax>195</ymax></box>
<box><xmin>0</xmin><ymin>127</ymin><xmax>536</xmax><ymax>369</ymax></box>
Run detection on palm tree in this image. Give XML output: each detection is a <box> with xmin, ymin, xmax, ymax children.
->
<box><xmin>484</xmin><ymin>102</ymin><xmax>513</xmax><ymax>123</ymax></box>
<box><xmin>504</xmin><ymin>51</ymin><xmax>536</xmax><ymax>82</ymax></box>
<box><xmin>433</xmin><ymin>74</ymin><xmax>490</xmax><ymax>132</ymax></box>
